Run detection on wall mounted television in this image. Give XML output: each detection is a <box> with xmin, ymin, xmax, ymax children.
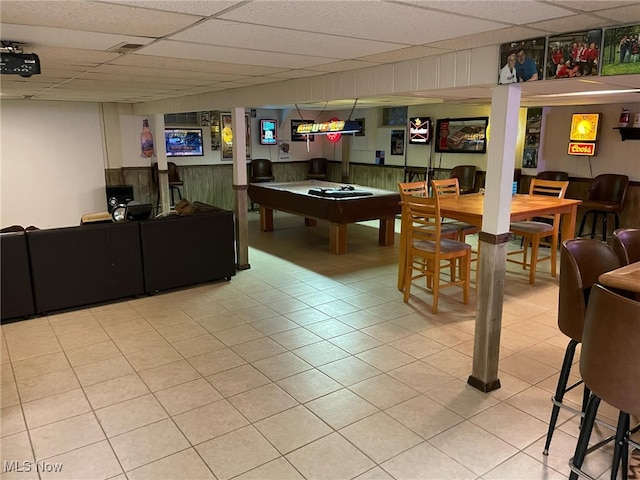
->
<box><xmin>409</xmin><ymin>117</ymin><xmax>431</xmax><ymax>144</ymax></box>
<box><xmin>165</xmin><ymin>128</ymin><xmax>204</xmax><ymax>156</ymax></box>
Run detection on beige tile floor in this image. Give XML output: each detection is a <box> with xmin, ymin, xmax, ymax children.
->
<box><xmin>0</xmin><ymin>212</ymin><xmax>628</xmax><ymax>479</ymax></box>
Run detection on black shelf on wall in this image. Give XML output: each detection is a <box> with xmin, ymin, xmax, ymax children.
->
<box><xmin>613</xmin><ymin>127</ymin><xmax>640</xmax><ymax>141</ymax></box>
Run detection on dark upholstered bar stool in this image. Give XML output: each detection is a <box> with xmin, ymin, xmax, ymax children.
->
<box><xmin>307</xmin><ymin>157</ymin><xmax>328</xmax><ymax>180</ymax></box>
<box><xmin>250</xmin><ymin>159</ymin><xmax>275</xmax><ymax>183</ymax></box>
<box><xmin>543</xmin><ymin>238</ymin><xmax>621</xmax><ymax>456</ymax></box>
<box><xmin>612</xmin><ymin>228</ymin><xmax>640</xmax><ymax>265</ymax></box>
<box><xmin>569</xmin><ymin>284</ymin><xmax>640</xmax><ymax>480</ymax></box>
<box><xmin>250</xmin><ymin>159</ymin><xmax>275</xmax><ymax>211</ymax></box>
<box><xmin>152</xmin><ymin>162</ymin><xmax>183</xmax><ymax>208</ymax></box>
<box><xmin>536</xmin><ymin>170</ymin><xmax>569</xmax><ymax>181</ymax></box>
<box><xmin>449</xmin><ymin>165</ymin><xmax>476</xmax><ymax>194</ymax></box>
<box><xmin>578</xmin><ymin>174</ymin><xmax>629</xmax><ymax>242</ymax></box>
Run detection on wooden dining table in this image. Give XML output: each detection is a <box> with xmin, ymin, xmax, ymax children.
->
<box><xmin>598</xmin><ymin>261</ymin><xmax>640</xmax><ymax>297</ymax></box>
<box><xmin>397</xmin><ymin>192</ymin><xmax>582</xmax><ymax>290</ymax></box>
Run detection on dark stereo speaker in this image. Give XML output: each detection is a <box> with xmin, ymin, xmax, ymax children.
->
<box><xmin>106</xmin><ymin>185</ymin><xmax>134</xmax><ymax>212</ymax></box>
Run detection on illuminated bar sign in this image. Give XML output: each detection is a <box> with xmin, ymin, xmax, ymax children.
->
<box><xmin>260</xmin><ymin>119</ymin><xmax>277</xmax><ymax>145</ymax></box>
<box><xmin>568</xmin><ymin>113</ymin><xmax>599</xmax><ymax>156</ymax></box>
<box><xmin>296</xmin><ymin>119</ymin><xmax>361</xmax><ymax>135</ymax></box>
<box><xmin>409</xmin><ymin>117</ymin><xmax>431</xmax><ymax>144</ymax></box>
<box><xmin>568</xmin><ymin>142</ymin><xmax>596</xmax><ymax>155</ymax></box>
<box><xmin>569</xmin><ymin>113</ymin><xmax>600</xmax><ymax>142</ymax></box>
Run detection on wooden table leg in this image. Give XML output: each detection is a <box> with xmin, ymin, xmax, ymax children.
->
<box><xmin>560</xmin><ymin>204</ymin><xmax>578</xmax><ymax>243</ymax></box>
<box><xmin>260</xmin><ymin>206</ymin><xmax>273</xmax><ymax>232</ymax></box>
<box><xmin>330</xmin><ymin>223</ymin><xmax>347</xmax><ymax>255</ymax></box>
<box><xmin>379</xmin><ymin>217</ymin><xmax>395</xmax><ymax>246</ymax></box>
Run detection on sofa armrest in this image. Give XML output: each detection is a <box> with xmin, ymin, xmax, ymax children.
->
<box><xmin>1</xmin><ymin>232</ymin><xmax>35</xmax><ymax>321</ymax></box>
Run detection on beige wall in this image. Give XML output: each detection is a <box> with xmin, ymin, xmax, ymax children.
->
<box><xmin>2</xmin><ymin>98</ymin><xmax>639</xmax><ymax>229</ymax></box>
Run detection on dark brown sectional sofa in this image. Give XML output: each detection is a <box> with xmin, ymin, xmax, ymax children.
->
<box><xmin>1</xmin><ymin>207</ymin><xmax>235</xmax><ymax>323</ymax></box>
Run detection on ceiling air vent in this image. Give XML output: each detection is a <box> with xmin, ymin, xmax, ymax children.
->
<box><xmin>107</xmin><ymin>43</ymin><xmax>145</xmax><ymax>54</ymax></box>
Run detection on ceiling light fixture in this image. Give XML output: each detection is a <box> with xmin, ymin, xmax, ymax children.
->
<box><xmin>535</xmin><ymin>89</ymin><xmax>640</xmax><ymax>98</ymax></box>
<box><xmin>295</xmin><ymin>99</ymin><xmax>361</xmax><ymax>137</ymax></box>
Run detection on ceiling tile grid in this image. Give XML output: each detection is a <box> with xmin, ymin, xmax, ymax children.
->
<box><xmin>0</xmin><ymin>0</ymin><xmax>638</xmax><ymax>107</ymax></box>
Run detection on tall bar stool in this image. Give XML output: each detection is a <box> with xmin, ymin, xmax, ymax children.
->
<box><xmin>449</xmin><ymin>165</ymin><xmax>476</xmax><ymax>194</ymax></box>
<box><xmin>536</xmin><ymin>170</ymin><xmax>569</xmax><ymax>181</ymax></box>
<box><xmin>249</xmin><ymin>159</ymin><xmax>275</xmax><ymax>210</ymax></box>
<box><xmin>543</xmin><ymin>238</ymin><xmax>621</xmax><ymax>455</ymax></box>
<box><xmin>307</xmin><ymin>157</ymin><xmax>328</xmax><ymax>180</ymax></box>
<box><xmin>612</xmin><ymin>228</ymin><xmax>640</xmax><ymax>265</ymax></box>
<box><xmin>578</xmin><ymin>174</ymin><xmax>629</xmax><ymax>242</ymax></box>
<box><xmin>569</xmin><ymin>284</ymin><xmax>640</xmax><ymax>480</ymax></box>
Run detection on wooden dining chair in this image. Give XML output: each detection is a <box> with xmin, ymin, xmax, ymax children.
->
<box><xmin>400</xmin><ymin>193</ymin><xmax>471</xmax><ymax>313</ymax></box>
<box><xmin>508</xmin><ymin>179</ymin><xmax>569</xmax><ymax>284</ymax></box>
<box><xmin>397</xmin><ymin>181</ymin><xmax>458</xmax><ymax>292</ymax></box>
<box><xmin>431</xmin><ymin>178</ymin><xmax>479</xmax><ymax>243</ymax></box>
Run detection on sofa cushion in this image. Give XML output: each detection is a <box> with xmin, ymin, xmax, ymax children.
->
<box><xmin>28</xmin><ymin>222</ymin><xmax>144</xmax><ymax>313</ymax></box>
<box><xmin>140</xmin><ymin>210</ymin><xmax>235</xmax><ymax>293</ymax></box>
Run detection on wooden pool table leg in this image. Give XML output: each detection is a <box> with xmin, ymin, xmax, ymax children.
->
<box><xmin>379</xmin><ymin>217</ymin><xmax>395</xmax><ymax>246</ymax></box>
<box><xmin>259</xmin><ymin>206</ymin><xmax>273</xmax><ymax>231</ymax></box>
<box><xmin>330</xmin><ymin>223</ymin><xmax>347</xmax><ymax>255</ymax></box>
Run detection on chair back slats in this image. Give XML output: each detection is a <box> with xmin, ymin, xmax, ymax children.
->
<box><xmin>403</xmin><ymin>195</ymin><xmax>442</xmax><ymax>247</ymax></box>
<box><xmin>581</xmin><ymin>284</ymin><xmax>640</xmax><ymax>417</ymax></box>
<box><xmin>398</xmin><ymin>181</ymin><xmax>427</xmax><ymax>198</ymax></box>
<box><xmin>432</xmin><ymin>178</ymin><xmax>461</xmax><ymax>197</ymax></box>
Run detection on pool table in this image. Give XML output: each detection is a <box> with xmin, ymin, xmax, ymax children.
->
<box><xmin>248</xmin><ymin>180</ymin><xmax>401</xmax><ymax>254</ymax></box>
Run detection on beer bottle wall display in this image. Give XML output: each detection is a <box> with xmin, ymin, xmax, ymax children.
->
<box><xmin>140</xmin><ymin>118</ymin><xmax>156</xmax><ymax>158</ymax></box>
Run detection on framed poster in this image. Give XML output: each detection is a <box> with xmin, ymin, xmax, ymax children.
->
<box><xmin>523</xmin><ymin>108</ymin><xmax>541</xmax><ymax>168</ymax></box>
<box><xmin>391</xmin><ymin>130</ymin><xmax>405</xmax><ymax>155</ymax></box>
<box><xmin>601</xmin><ymin>24</ymin><xmax>640</xmax><ymax>76</ymax></box>
<box><xmin>498</xmin><ymin>37</ymin><xmax>546</xmax><ymax>83</ymax></box>
<box><xmin>435</xmin><ymin>117</ymin><xmax>488</xmax><ymax>154</ymax></box>
<box><xmin>291</xmin><ymin>119</ymin><xmax>315</xmax><ymax>142</ymax></box>
<box><xmin>546</xmin><ymin>30</ymin><xmax>602</xmax><ymax>79</ymax></box>
<box><xmin>221</xmin><ymin>113</ymin><xmax>251</xmax><ymax>160</ymax></box>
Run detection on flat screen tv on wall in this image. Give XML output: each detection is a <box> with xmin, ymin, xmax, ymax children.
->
<box><xmin>165</xmin><ymin>128</ymin><xmax>204</xmax><ymax>157</ymax></box>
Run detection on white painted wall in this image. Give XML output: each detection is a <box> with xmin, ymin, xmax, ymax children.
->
<box><xmin>0</xmin><ymin>100</ymin><xmax>106</xmax><ymax>229</ymax></box>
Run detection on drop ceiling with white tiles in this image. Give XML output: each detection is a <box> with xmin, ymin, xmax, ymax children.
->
<box><xmin>1</xmin><ymin>0</ymin><xmax>639</xmax><ymax>109</ymax></box>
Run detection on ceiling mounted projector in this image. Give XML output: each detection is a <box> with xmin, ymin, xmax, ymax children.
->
<box><xmin>0</xmin><ymin>41</ymin><xmax>40</xmax><ymax>77</ymax></box>
<box><xmin>0</xmin><ymin>52</ymin><xmax>41</xmax><ymax>77</ymax></box>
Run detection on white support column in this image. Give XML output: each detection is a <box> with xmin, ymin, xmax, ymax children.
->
<box><xmin>232</xmin><ymin>107</ymin><xmax>250</xmax><ymax>270</ymax></box>
<box><xmin>153</xmin><ymin>114</ymin><xmax>170</xmax><ymax>214</ymax></box>
<box><xmin>468</xmin><ymin>83</ymin><xmax>521</xmax><ymax>392</ymax></box>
